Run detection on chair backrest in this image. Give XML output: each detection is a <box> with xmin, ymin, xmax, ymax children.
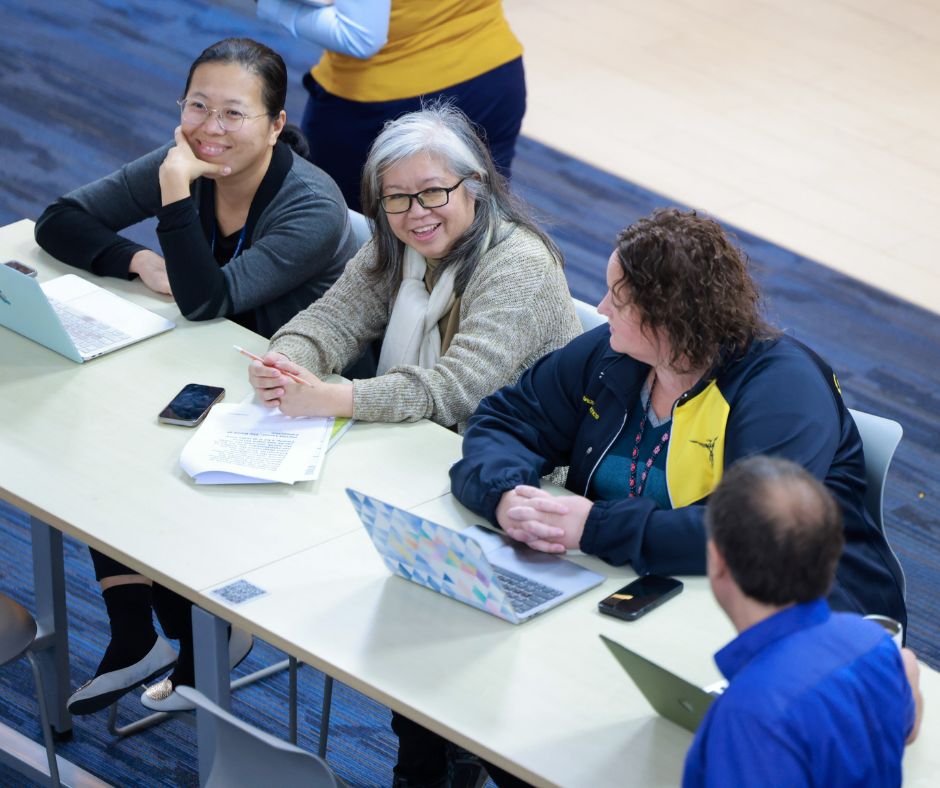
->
<box><xmin>175</xmin><ymin>686</ymin><xmax>343</xmax><ymax>788</ymax></box>
<box><xmin>573</xmin><ymin>297</ymin><xmax>605</xmax><ymax>332</ymax></box>
<box><xmin>347</xmin><ymin>209</ymin><xmax>373</xmax><ymax>250</ymax></box>
<box><xmin>847</xmin><ymin>408</ymin><xmax>903</xmax><ymax>535</ymax></box>
<box><xmin>0</xmin><ymin>594</ymin><xmax>60</xmax><ymax>787</ymax></box>
<box><xmin>0</xmin><ymin>593</ymin><xmax>37</xmax><ymax>666</ymax></box>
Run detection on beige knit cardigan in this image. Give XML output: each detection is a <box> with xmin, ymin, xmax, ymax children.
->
<box><xmin>269</xmin><ymin>224</ymin><xmax>581</xmax><ymax>427</ymax></box>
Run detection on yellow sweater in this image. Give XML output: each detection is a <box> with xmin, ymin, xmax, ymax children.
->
<box><xmin>313</xmin><ymin>0</ymin><xmax>523</xmax><ymax>103</ymax></box>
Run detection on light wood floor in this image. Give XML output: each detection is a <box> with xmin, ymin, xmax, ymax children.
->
<box><xmin>505</xmin><ymin>0</ymin><xmax>940</xmax><ymax>314</ymax></box>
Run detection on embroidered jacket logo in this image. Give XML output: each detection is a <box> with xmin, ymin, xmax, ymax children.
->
<box><xmin>689</xmin><ymin>436</ymin><xmax>718</xmax><ymax>468</ymax></box>
<box><xmin>582</xmin><ymin>395</ymin><xmax>600</xmax><ymax>420</ymax></box>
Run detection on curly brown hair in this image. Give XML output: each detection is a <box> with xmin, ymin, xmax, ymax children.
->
<box><xmin>613</xmin><ymin>208</ymin><xmax>775</xmax><ymax>372</ymax></box>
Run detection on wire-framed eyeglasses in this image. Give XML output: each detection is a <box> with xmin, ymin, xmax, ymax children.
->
<box><xmin>178</xmin><ymin>99</ymin><xmax>268</xmax><ymax>132</ymax></box>
<box><xmin>379</xmin><ymin>178</ymin><xmax>467</xmax><ymax>214</ymax></box>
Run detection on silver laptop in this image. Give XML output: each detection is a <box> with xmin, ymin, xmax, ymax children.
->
<box><xmin>0</xmin><ymin>267</ymin><xmax>174</xmax><ymax>362</ymax></box>
<box><xmin>346</xmin><ymin>488</ymin><xmax>605</xmax><ymax>624</ymax></box>
<box><xmin>601</xmin><ymin>635</ymin><xmax>722</xmax><ymax>732</ymax></box>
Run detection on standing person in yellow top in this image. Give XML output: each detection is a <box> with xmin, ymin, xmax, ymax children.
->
<box><xmin>257</xmin><ymin>0</ymin><xmax>526</xmax><ymax>211</ymax></box>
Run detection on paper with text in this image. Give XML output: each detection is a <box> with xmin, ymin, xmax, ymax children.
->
<box><xmin>180</xmin><ymin>402</ymin><xmax>333</xmax><ymax>484</ymax></box>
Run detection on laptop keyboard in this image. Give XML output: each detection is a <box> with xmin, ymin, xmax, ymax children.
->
<box><xmin>51</xmin><ymin>299</ymin><xmax>131</xmax><ymax>355</ymax></box>
<box><xmin>492</xmin><ymin>566</ymin><xmax>563</xmax><ymax>614</ymax></box>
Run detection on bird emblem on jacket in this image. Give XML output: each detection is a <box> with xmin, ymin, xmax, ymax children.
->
<box><xmin>690</xmin><ymin>436</ymin><xmax>718</xmax><ymax>468</ymax></box>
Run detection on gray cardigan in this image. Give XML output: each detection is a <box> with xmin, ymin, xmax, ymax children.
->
<box><xmin>35</xmin><ymin>140</ymin><xmax>356</xmax><ymax>338</ymax></box>
<box><xmin>270</xmin><ymin>225</ymin><xmax>582</xmax><ymax>427</ymax></box>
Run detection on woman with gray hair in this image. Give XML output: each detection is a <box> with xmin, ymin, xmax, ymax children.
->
<box><xmin>248</xmin><ymin>104</ymin><xmax>578</xmax><ymax>786</ymax></box>
<box><xmin>248</xmin><ymin>103</ymin><xmax>580</xmax><ymax>431</ymax></box>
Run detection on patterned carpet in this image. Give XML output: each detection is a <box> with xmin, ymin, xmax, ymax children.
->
<box><xmin>1</xmin><ymin>0</ymin><xmax>938</xmax><ymax>785</ymax></box>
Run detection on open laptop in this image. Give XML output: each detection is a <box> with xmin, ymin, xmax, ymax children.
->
<box><xmin>346</xmin><ymin>488</ymin><xmax>605</xmax><ymax>624</ymax></box>
<box><xmin>600</xmin><ymin>634</ymin><xmax>722</xmax><ymax>732</ymax></box>
<box><xmin>0</xmin><ymin>266</ymin><xmax>174</xmax><ymax>362</ymax></box>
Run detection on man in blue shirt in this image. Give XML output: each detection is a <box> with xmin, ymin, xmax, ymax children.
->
<box><xmin>683</xmin><ymin>456</ymin><xmax>922</xmax><ymax>787</ymax></box>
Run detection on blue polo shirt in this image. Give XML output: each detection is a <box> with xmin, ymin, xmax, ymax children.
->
<box><xmin>683</xmin><ymin>599</ymin><xmax>914</xmax><ymax>787</ymax></box>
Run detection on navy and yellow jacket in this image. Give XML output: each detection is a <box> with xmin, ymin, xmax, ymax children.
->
<box><xmin>450</xmin><ymin>326</ymin><xmax>907</xmax><ymax>626</ymax></box>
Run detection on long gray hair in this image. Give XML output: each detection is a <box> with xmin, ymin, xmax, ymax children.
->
<box><xmin>359</xmin><ymin>103</ymin><xmax>563</xmax><ymax>294</ymax></box>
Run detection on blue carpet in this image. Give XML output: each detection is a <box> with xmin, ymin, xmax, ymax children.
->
<box><xmin>0</xmin><ymin>504</ymin><xmax>399</xmax><ymax>788</ymax></box>
<box><xmin>1</xmin><ymin>0</ymin><xmax>939</xmax><ymax>785</ymax></box>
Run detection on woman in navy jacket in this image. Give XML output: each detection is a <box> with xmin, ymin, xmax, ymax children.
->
<box><xmin>450</xmin><ymin>208</ymin><xmax>906</xmax><ymax>627</ymax></box>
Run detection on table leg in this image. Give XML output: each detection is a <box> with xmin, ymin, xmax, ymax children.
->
<box><xmin>29</xmin><ymin>517</ymin><xmax>72</xmax><ymax>738</ymax></box>
<box><xmin>192</xmin><ymin>605</ymin><xmax>229</xmax><ymax>786</ymax></box>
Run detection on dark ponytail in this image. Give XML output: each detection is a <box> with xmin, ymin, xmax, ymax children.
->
<box><xmin>278</xmin><ymin>124</ymin><xmax>310</xmax><ymax>158</ymax></box>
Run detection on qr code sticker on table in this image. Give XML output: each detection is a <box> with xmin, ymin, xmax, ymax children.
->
<box><xmin>211</xmin><ymin>579</ymin><xmax>267</xmax><ymax>605</ymax></box>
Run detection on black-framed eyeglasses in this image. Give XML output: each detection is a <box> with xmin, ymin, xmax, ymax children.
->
<box><xmin>379</xmin><ymin>178</ymin><xmax>467</xmax><ymax>214</ymax></box>
<box><xmin>178</xmin><ymin>99</ymin><xmax>268</xmax><ymax>132</ymax></box>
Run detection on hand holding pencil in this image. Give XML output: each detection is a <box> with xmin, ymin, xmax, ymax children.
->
<box><xmin>241</xmin><ymin>344</ymin><xmax>354</xmax><ymax>419</ymax></box>
<box><xmin>235</xmin><ymin>345</ymin><xmax>312</xmax><ymax>387</ymax></box>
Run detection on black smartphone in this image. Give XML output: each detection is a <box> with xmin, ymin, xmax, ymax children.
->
<box><xmin>157</xmin><ymin>383</ymin><xmax>225</xmax><ymax>427</ymax></box>
<box><xmin>3</xmin><ymin>260</ymin><xmax>37</xmax><ymax>277</ymax></box>
<box><xmin>598</xmin><ymin>574</ymin><xmax>683</xmax><ymax>621</ymax></box>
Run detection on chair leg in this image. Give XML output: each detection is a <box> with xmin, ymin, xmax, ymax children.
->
<box><xmin>318</xmin><ymin>674</ymin><xmax>334</xmax><ymax>759</ymax></box>
<box><xmin>230</xmin><ymin>658</ymin><xmax>290</xmax><ymax>690</ymax></box>
<box><xmin>107</xmin><ymin>697</ymin><xmax>173</xmax><ymax>737</ymax></box>
<box><xmin>106</xmin><ymin>659</ymin><xmax>293</xmax><ymax>738</ymax></box>
<box><xmin>26</xmin><ymin>651</ymin><xmax>61</xmax><ymax>788</ymax></box>
<box><xmin>289</xmin><ymin>657</ymin><xmax>299</xmax><ymax>744</ymax></box>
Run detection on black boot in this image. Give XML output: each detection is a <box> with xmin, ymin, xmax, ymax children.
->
<box><xmin>152</xmin><ymin>584</ymin><xmax>196</xmax><ymax>689</ymax></box>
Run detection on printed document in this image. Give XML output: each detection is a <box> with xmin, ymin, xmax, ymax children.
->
<box><xmin>180</xmin><ymin>402</ymin><xmax>333</xmax><ymax>484</ymax></box>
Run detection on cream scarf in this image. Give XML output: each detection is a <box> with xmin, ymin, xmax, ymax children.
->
<box><xmin>377</xmin><ymin>244</ymin><xmax>457</xmax><ymax>374</ymax></box>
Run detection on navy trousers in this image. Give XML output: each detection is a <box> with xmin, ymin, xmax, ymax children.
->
<box><xmin>301</xmin><ymin>57</ymin><xmax>527</xmax><ymax>211</ymax></box>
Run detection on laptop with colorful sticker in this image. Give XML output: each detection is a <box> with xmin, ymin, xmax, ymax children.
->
<box><xmin>346</xmin><ymin>488</ymin><xmax>605</xmax><ymax>624</ymax></box>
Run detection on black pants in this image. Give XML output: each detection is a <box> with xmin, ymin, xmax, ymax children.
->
<box><xmin>392</xmin><ymin>712</ymin><xmax>533</xmax><ymax>788</ymax></box>
<box><xmin>90</xmin><ymin>547</ymin><xmax>134</xmax><ymax>581</ymax></box>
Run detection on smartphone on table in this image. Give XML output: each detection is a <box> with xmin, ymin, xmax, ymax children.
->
<box><xmin>3</xmin><ymin>260</ymin><xmax>37</xmax><ymax>277</ymax></box>
<box><xmin>158</xmin><ymin>384</ymin><xmax>225</xmax><ymax>427</ymax></box>
<box><xmin>598</xmin><ymin>574</ymin><xmax>684</xmax><ymax>621</ymax></box>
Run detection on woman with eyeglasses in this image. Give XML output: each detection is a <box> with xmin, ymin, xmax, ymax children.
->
<box><xmin>248</xmin><ymin>103</ymin><xmax>580</xmax><ymax>433</ymax></box>
<box><xmin>35</xmin><ymin>36</ymin><xmax>355</xmax><ymax>340</ymax></box>
<box><xmin>248</xmin><ymin>103</ymin><xmax>579</xmax><ymax>787</ymax></box>
<box><xmin>33</xmin><ymin>37</ymin><xmax>356</xmax><ymax>719</ymax></box>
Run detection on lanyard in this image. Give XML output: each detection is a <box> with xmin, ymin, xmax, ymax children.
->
<box><xmin>628</xmin><ymin>375</ymin><xmax>671</xmax><ymax>497</ymax></box>
<box><xmin>211</xmin><ymin>222</ymin><xmax>247</xmax><ymax>261</ymax></box>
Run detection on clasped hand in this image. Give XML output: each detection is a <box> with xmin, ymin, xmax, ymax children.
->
<box><xmin>248</xmin><ymin>351</ymin><xmax>353</xmax><ymax>418</ymax></box>
<box><xmin>495</xmin><ymin>485</ymin><xmax>592</xmax><ymax>554</ymax></box>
